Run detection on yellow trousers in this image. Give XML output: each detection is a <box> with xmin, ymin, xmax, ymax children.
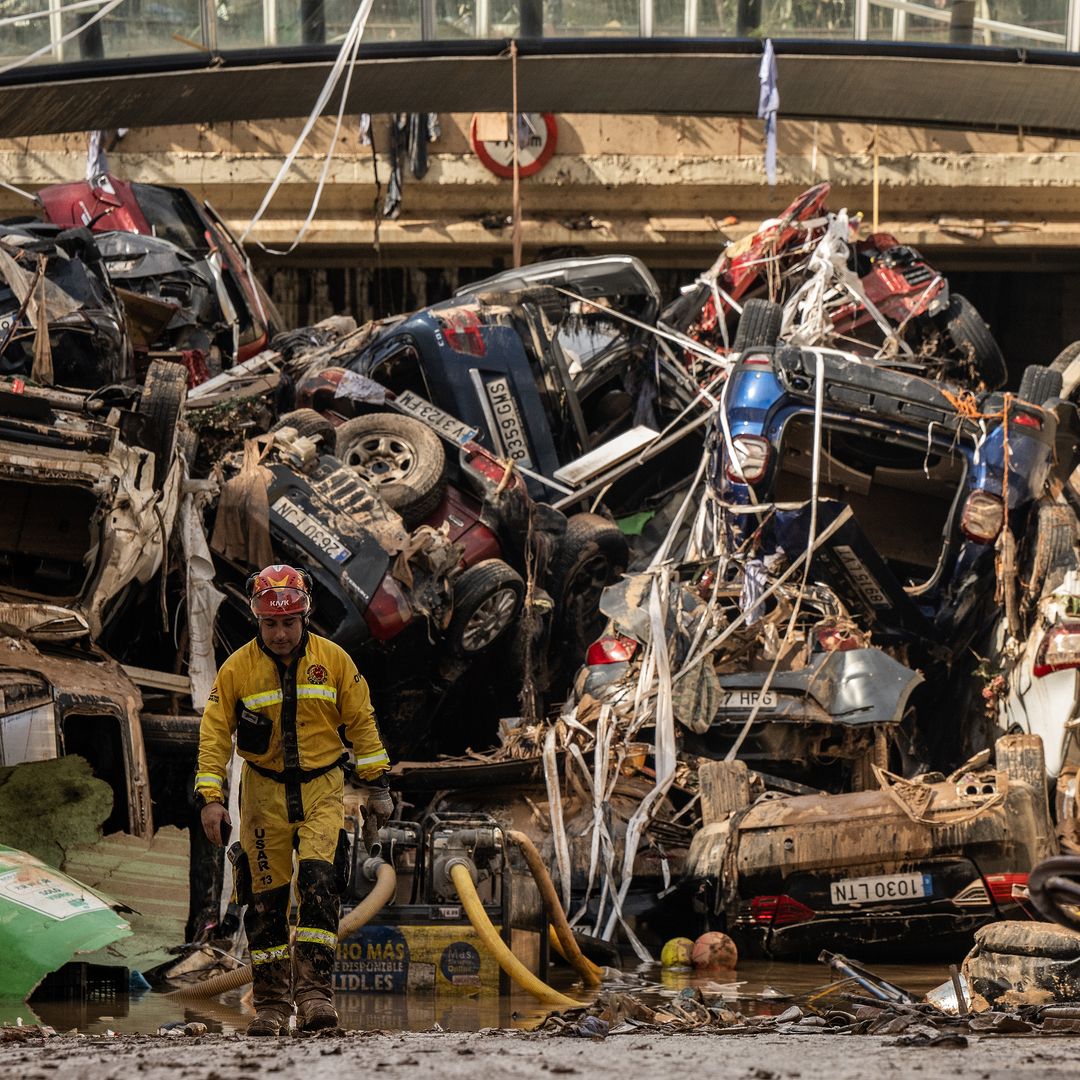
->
<box><xmin>239</xmin><ymin>763</ymin><xmax>345</xmax><ymax>894</ymax></box>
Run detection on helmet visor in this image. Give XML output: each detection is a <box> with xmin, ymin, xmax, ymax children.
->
<box><xmin>250</xmin><ymin>586</ymin><xmax>311</xmax><ymax>618</ymax></box>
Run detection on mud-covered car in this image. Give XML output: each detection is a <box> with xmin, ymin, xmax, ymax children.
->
<box><xmin>686</xmin><ymin>735</ymin><xmax>1056</xmax><ymax>960</ymax></box>
<box><xmin>96</xmin><ymin>231</ymin><xmax>235</xmax><ymax>383</ymax></box>
<box><xmin>988</xmin><ymin>507</ymin><xmax>1080</xmax><ymax>783</ymax></box>
<box><xmin>290</xmin><ymin>256</ymin><xmax>706</xmax><ymax>515</ymax></box>
<box><xmin>0</xmin><ymin>359</ymin><xmax>187</xmax><ymax>640</ymax></box>
<box><xmin>208</xmin><ymin>427</ymin><xmax>546</xmax><ymax>755</ymax></box>
<box><xmin>0</xmin><ymin>634</ymin><xmax>152</xmax><ymax>836</ymax></box>
<box><xmin>0</xmin><ymin>223</ymin><xmax>132</xmax><ymax>389</ymax></box>
<box><xmin>663</xmin><ymin>183</ymin><xmax>1006</xmax><ymax>389</ymax></box>
<box><xmin>34</xmin><ymin>172</ymin><xmax>282</xmax><ymax>366</ymax></box>
<box><xmin>715</xmin><ymin>344</ymin><xmax>1065</xmax><ymax>645</ymax></box>
<box><xmin>277</xmin><ymin>374</ymin><xmax>632</xmax><ymax>685</ymax></box>
<box><xmin>577</xmin><ymin>527</ymin><xmax>926</xmax><ymax>794</ymax></box>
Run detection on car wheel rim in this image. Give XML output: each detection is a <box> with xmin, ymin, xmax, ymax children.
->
<box><xmin>461</xmin><ymin>587</ymin><xmax>518</xmax><ymax>651</ymax></box>
<box><xmin>566</xmin><ymin>553</ymin><xmax>614</xmax><ymax>609</ymax></box>
<box><xmin>343</xmin><ymin>434</ymin><xmax>417</xmax><ymax>486</ymax></box>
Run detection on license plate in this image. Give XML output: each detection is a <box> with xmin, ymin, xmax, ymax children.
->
<box><xmin>483</xmin><ymin>376</ymin><xmax>533</xmax><ymax>467</ymax></box>
<box><xmin>718</xmin><ymin>690</ymin><xmax>777</xmax><ymax>711</ymax></box>
<box><xmin>393</xmin><ymin>390</ymin><xmax>477</xmax><ymax>446</ymax></box>
<box><xmin>271</xmin><ymin>496</ymin><xmax>351</xmax><ymax>563</ymax></box>
<box><xmin>830</xmin><ymin>872</ymin><xmax>931</xmax><ymax>905</ymax></box>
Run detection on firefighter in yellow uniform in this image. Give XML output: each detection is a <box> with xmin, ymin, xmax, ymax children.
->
<box><xmin>195</xmin><ymin>564</ymin><xmax>392</xmax><ymax>1036</ymax></box>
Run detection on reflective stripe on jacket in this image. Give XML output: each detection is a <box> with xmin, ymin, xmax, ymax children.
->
<box><xmin>195</xmin><ymin>632</ymin><xmax>389</xmax><ymax>802</ymax></box>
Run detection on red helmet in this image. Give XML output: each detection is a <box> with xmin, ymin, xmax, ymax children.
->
<box><xmin>248</xmin><ymin>564</ymin><xmax>312</xmax><ymax>618</ymax></box>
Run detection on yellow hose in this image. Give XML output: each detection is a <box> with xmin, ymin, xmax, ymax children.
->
<box><xmin>507</xmin><ymin>830</ymin><xmax>602</xmax><ymax>987</ymax></box>
<box><xmin>449</xmin><ymin>862</ymin><xmax>580</xmax><ymax>1009</ymax></box>
<box><xmin>169</xmin><ymin>862</ymin><xmax>397</xmax><ymax>1001</ymax></box>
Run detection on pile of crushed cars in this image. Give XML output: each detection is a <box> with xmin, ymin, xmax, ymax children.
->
<box><xmin>3</xmin><ymin>175</ymin><xmax>1080</xmax><ymax>992</ymax></box>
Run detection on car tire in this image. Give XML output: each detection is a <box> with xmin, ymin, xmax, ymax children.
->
<box><xmin>732</xmin><ymin>298</ymin><xmax>783</xmax><ymax>351</ymax></box>
<box><xmin>1050</xmin><ymin>340</ymin><xmax>1080</xmax><ymax>401</ymax></box>
<box><xmin>549</xmin><ymin>513</ymin><xmax>629</xmax><ymax>614</ymax></box>
<box><xmin>1021</xmin><ymin>501</ymin><xmax>1077</xmax><ymax>618</ymax></box>
<box><xmin>137</xmin><ymin>359</ymin><xmax>188</xmax><ymax>488</ymax></box>
<box><xmin>334</xmin><ymin>412</ymin><xmax>447</xmax><ymax>527</ymax></box>
<box><xmin>944</xmin><ymin>293</ymin><xmax>1007</xmax><ymax>390</ymax></box>
<box><xmin>270</xmin><ymin>408</ymin><xmax>337</xmax><ymax>453</ymax></box>
<box><xmin>446</xmin><ymin>559</ymin><xmax>524</xmax><ymax>656</ymax></box>
<box><xmin>1017</xmin><ymin>364</ymin><xmax>1063</xmax><ymax>406</ymax></box>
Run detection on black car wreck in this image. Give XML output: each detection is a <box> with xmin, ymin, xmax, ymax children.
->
<box><xmin>0</xmin><ymin>223</ymin><xmax>131</xmax><ymax>389</ymax></box>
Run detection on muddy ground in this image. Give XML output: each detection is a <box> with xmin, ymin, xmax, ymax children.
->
<box><xmin>2</xmin><ymin>1029</ymin><xmax>1078</xmax><ymax>1079</ymax></box>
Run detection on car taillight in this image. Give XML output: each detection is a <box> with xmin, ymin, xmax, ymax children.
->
<box><xmin>440</xmin><ymin>309</ymin><xmax>486</xmax><ymax>357</ymax></box>
<box><xmin>742</xmin><ymin>353</ymin><xmax>772</xmax><ymax>366</ymax></box>
<box><xmin>724</xmin><ymin>435</ymin><xmax>771</xmax><ymax>484</ymax></box>
<box><xmin>1012</xmin><ymin>411</ymin><xmax>1043</xmax><ymax>430</ymax></box>
<box><xmin>1033</xmin><ymin>621</ymin><xmax>1080</xmax><ymax>677</ymax></box>
<box><xmin>586</xmin><ymin>635</ymin><xmax>639</xmax><ymax>666</ymax></box>
<box><xmin>750</xmin><ymin>895</ymin><xmax>816</xmax><ymax>928</ymax></box>
<box><xmin>951</xmin><ymin>879</ymin><xmax>991</xmax><ymax>907</ymax></box>
<box><xmin>983</xmin><ymin>872</ymin><xmax>1028</xmax><ymax>905</ymax></box>
<box><xmin>960</xmin><ymin>490</ymin><xmax>1004</xmax><ymax>544</ymax></box>
<box><xmin>363</xmin><ymin>575</ymin><xmax>414</xmax><ymax>640</ymax></box>
<box><xmin>815</xmin><ymin>624</ymin><xmax>862</xmax><ymax>652</ymax></box>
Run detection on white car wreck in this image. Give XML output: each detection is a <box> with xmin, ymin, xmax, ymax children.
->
<box><xmin>0</xmin><ymin>360</ymin><xmax>187</xmax><ymax>641</ymax></box>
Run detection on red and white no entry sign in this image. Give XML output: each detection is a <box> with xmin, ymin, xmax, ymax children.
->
<box><xmin>469</xmin><ymin>113</ymin><xmax>558</xmax><ymax>180</ymax></box>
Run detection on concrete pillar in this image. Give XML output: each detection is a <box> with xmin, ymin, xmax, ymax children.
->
<box><xmin>301</xmin><ymin>0</ymin><xmax>326</xmax><ymax>44</ymax></box>
<box><xmin>949</xmin><ymin>0</ymin><xmax>976</xmax><ymax>44</ymax></box>
<box><xmin>519</xmin><ymin>0</ymin><xmax>543</xmax><ymax>38</ymax></box>
<box><xmin>77</xmin><ymin>12</ymin><xmax>105</xmax><ymax>59</ymax></box>
<box><xmin>736</xmin><ymin>0</ymin><xmax>761</xmax><ymax>36</ymax></box>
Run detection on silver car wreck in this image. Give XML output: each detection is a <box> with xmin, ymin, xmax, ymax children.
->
<box><xmin>0</xmin><ymin>360</ymin><xmax>186</xmax><ymax>641</ymax></box>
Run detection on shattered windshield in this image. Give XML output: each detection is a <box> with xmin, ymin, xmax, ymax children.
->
<box><xmin>556</xmin><ymin>303</ymin><xmax>628</xmax><ymax>380</ymax></box>
<box><xmin>131</xmin><ymin>183</ymin><xmax>208</xmax><ymax>252</ymax></box>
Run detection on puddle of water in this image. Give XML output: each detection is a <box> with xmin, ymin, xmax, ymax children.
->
<box><xmin>5</xmin><ymin>960</ymin><xmax>950</xmax><ymax>1034</ymax></box>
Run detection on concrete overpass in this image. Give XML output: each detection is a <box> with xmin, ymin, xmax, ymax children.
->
<box><xmin>4</xmin><ymin>40</ymin><xmax>1080</xmax><ymax>137</ymax></box>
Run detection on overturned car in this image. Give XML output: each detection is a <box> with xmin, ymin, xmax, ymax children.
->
<box><xmin>687</xmin><ymin>734</ymin><xmax>1056</xmax><ymax>961</ymax></box>
<box><xmin>0</xmin><ymin>359</ymin><xmax>187</xmax><ymax>641</ymax></box>
<box><xmin>287</xmin><ymin>256</ymin><xmax>707</xmax><ymax>516</ymax></box>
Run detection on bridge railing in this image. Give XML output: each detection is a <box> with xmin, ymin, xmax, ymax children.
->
<box><xmin>1</xmin><ymin>0</ymin><xmax>1073</xmax><ymax>69</ymax></box>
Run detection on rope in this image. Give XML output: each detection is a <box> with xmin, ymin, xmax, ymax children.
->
<box><xmin>240</xmin><ymin>0</ymin><xmax>374</xmax><ymax>251</ymax></box>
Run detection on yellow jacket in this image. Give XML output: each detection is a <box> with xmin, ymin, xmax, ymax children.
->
<box><xmin>195</xmin><ymin>632</ymin><xmax>390</xmax><ymax>803</ymax></box>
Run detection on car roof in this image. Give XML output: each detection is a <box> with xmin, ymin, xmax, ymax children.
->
<box><xmin>456</xmin><ymin>254</ymin><xmax>662</xmax><ymax>309</ymax></box>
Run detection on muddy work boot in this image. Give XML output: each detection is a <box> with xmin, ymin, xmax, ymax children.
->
<box><xmin>294</xmin><ymin>941</ymin><xmax>339</xmax><ymax>1031</ymax></box>
<box><xmin>246</xmin><ymin>956</ymin><xmax>294</xmax><ymax>1036</ymax></box>
<box><xmin>245</xmin><ymin>885</ymin><xmax>296</xmax><ymax>1037</ymax></box>
<box><xmin>294</xmin><ymin>859</ymin><xmax>341</xmax><ymax>1032</ymax></box>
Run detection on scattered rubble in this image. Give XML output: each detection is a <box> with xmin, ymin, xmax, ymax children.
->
<box><xmin>3</xmin><ymin>175</ymin><xmax>1080</xmax><ymax>1021</ymax></box>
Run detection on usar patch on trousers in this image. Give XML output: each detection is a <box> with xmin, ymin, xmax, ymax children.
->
<box><xmin>306</xmin><ymin>664</ymin><xmax>328</xmax><ymax>685</ymax></box>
